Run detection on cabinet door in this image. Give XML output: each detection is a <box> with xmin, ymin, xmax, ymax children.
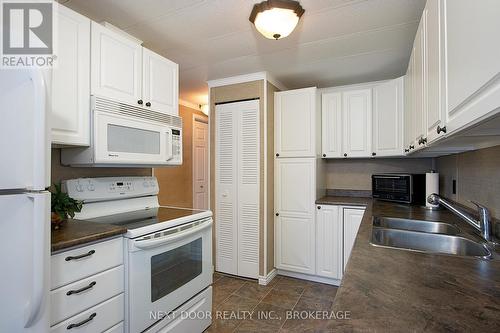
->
<box><xmin>321</xmin><ymin>92</ymin><xmax>342</xmax><ymax>158</ymax></box>
<box><xmin>342</xmin><ymin>89</ymin><xmax>372</xmax><ymax>157</ymax></box>
<box><xmin>275</xmin><ymin>215</ymin><xmax>315</xmax><ymax>274</ymax></box>
<box><xmin>373</xmin><ymin>78</ymin><xmax>404</xmax><ymax>157</ymax></box>
<box><xmin>316</xmin><ymin>205</ymin><xmax>342</xmax><ymax>279</ymax></box>
<box><xmin>413</xmin><ymin>15</ymin><xmax>426</xmax><ymax>148</ymax></box>
<box><xmin>444</xmin><ymin>0</ymin><xmax>500</xmax><ymax>134</ymax></box>
<box><xmin>51</xmin><ymin>5</ymin><xmax>90</xmax><ymax>146</ymax></box>
<box><xmin>142</xmin><ymin>49</ymin><xmax>179</xmax><ymax>115</ymax></box>
<box><xmin>91</xmin><ymin>22</ymin><xmax>142</xmax><ymax>105</ymax></box>
<box><xmin>343</xmin><ymin>208</ymin><xmax>364</xmax><ymax>269</ymax></box>
<box><xmin>275</xmin><ymin>158</ymin><xmax>315</xmax><ymax>216</ymax></box>
<box><xmin>425</xmin><ymin>0</ymin><xmax>445</xmax><ymax>143</ymax></box>
<box><xmin>275</xmin><ymin>88</ymin><xmax>316</xmax><ymax>158</ymax></box>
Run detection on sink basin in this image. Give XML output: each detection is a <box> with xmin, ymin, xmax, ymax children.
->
<box><xmin>373</xmin><ymin>217</ymin><xmax>461</xmax><ymax>235</ymax></box>
<box><xmin>370</xmin><ymin>228</ymin><xmax>491</xmax><ymax>258</ymax></box>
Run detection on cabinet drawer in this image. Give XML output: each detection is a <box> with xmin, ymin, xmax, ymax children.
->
<box><xmin>104</xmin><ymin>322</ymin><xmax>124</xmax><ymax>333</ymax></box>
<box><xmin>51</xmin><ymin>265</ymin><xmax>124</xmax><ymax>325</ymax></box>
<box><xmin>50</xmin><ymin>294</ymin><xmax>124</xmax><ymax>333</ymax></box>
<box><xmin>51</xmin><ymin>237</ymin><xmax>123</xmax><ymax>289</ymax></box>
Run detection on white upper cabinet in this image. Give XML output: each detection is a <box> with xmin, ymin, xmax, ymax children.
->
<box><xmin>321</xmin><ymin>92</ymin><xmax>342</xmax><ymax>158</ymax></box>
<box><xmin>342</xmin><ymin>89</ymin><xmax>372</xmax><ymax>158</ymax></box>
<box><xmin>51</xmin><ymin>6</ymin><xmax>90</xmax><ymax>146</ymax></box>
<box><xmin>425</xmin><ymin>0</ymin><xmax>445</xmax><ymax>144</ymax></box>
<box><xmin>91</xmin><ymin>22</ymin><xmax>179</xmax><ymax>115</ymax></box>
<box><xmin>91</xmin><ymin>22</ymin><xmax>142</xmax><ymax>106</ymax></box>
<box><xmin>373</xmin><ymin>77</ymin><xmax>404</xmax><ymax>157</ymax></box>
<box><xmin>443</xmin><ymin>0</ymin><xmax>500</xmax><ymax>134</ymax></box>
<box><xmin>275</xmin><ymin>87</ymin><xmax>316</xmax><ymax>158</ymax></box>
<box><xmin>142</xmin><ymin>48</ymin><xmax>179</xmax><ymax>115</ymax></box>
<box><xmin>413</xmin><ymin>14</ymin><xmax>426</xmax><ymax>149</ymax></box>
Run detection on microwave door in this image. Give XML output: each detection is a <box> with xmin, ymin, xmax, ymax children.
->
<box><xmin>94</xmin><ymin>111</ymin><xmax>167</xmax><ymax>164</ymax></box>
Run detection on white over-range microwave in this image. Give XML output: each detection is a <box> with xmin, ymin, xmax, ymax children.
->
<box><xmin>62</xmin><ymin>96</ymin><xmax>182</xmax><ymax>167</ymax></box>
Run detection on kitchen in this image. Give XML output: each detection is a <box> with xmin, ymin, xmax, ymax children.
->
<box><xmin>1</xmin><ymin>0</ymin><xmax>500</xmax><ymax>332</ymax></box>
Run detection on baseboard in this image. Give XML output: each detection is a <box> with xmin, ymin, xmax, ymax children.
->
<box><xmin>258</xmin><ymin>268</ymin><xmax>278</xmax><ymax>285</ymax></box>
<box><xmin>277</xmin><ymin>269</ymin><xmax>341</xmax><ymax>286</ymax></box>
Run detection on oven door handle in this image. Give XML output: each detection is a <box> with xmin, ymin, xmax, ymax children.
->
<box><xmin>133</xmin><ymin>219</ymin><xmax>212</xmax><ymax>250</ymax></box>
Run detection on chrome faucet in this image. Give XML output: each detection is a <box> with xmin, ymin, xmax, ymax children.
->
<box><xmin>427</xmin><ymin>193</ymin><xmax>493</xmax><ymax>242</ymax></box>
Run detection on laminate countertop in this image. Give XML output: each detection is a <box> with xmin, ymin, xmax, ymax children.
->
<box><xmin>51</xmin><ymin>219</ymin><xmax>126</xmax><ymax>253</ymax></box>
<box><xmin>316</xmin><ymin>196</ymin><xmax>500</xmax><ymax>332</ymax></box>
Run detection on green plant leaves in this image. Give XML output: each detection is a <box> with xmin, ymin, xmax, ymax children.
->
<box><xmin>50</xmin><ymin>182</ymin><xmax>83</xmax><ymax>220</ymax></box>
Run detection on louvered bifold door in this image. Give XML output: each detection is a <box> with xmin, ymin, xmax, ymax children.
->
<box><xmin>236</xmin><ymin>101</ymin><xmax>260</xmax><ymax>279</ymax></box>
<box><xmin>215</xmin><ymin>104</ymin><xmax>238</xmax><ymax>275</ymax></box>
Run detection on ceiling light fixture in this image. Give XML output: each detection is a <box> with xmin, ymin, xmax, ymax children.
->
<box><xmin>249</xmin><ymin>0</ymin><xmax>305</xmax><ymax>40</ymax></box>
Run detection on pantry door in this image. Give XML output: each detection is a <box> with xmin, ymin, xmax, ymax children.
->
<box><xmin>193</xmin><ymin>116</ymin><xmax>209</xmax><ymax>210</ymax></box>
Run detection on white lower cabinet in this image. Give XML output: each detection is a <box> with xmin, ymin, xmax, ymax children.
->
<box><xmin>314</xmin><ymin>205</ymin><xmax>365</xmax><ymax>281</ymax></box>
<box><xmin>342</xmin><ymin>208</ymin><xmax>365</xmax><ymax>270</ymax></box>
<box><xmin>50</xmin><ymin>237</ymin><xmax>124</xmax><ymax>332</ymax></box>
<box><xmin>275</xmin><ymin>158</ymin><xmax>316</xmax><ymax>275</ymax></box>
<box><xmin>315</xmin><ymin>205</ymin><xmax>342</xmax><ymax>279</ymax></box>
<box><xmin>276</xmin><ymin>214</ymin><xmax>315</xmax><ymax>274</ymax></box>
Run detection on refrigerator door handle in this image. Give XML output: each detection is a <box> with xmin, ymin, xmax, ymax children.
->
<box><xmin>24</xmin><ymin>192</ymin><xmax>50</xmax><ymax>328</ymax></box>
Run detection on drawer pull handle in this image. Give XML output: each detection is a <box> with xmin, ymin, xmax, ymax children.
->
<box><xmin>65</xmin><ymin>250</ymin><xmax>95</xmax><ymax>261</ymax></box>
<box><xmin>67</xmin><ymin>313</ymin><xmax>96</xmax><ymax>330</ymax></box>
<box><xmin>66</xmin><ymin>281</ymin><xmax>96</xmax><ymax>296</ymax></box>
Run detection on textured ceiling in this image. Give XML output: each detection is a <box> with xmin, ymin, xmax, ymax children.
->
<box><xmin>63</xmin><ymin>0</ymin><xmax>426</xmax><ymax>105</ymax></box>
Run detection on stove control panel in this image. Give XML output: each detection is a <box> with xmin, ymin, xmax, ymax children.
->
<box><xmin>63</xmin><ymin>177</ymin><xmax>159</xmax><ymax>202</ymax></box>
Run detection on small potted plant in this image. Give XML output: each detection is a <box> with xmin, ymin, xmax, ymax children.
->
<box><xmin>50</xmin><ymin>183</ymin><xmax>83</xmax><ymax>230</ymax></box>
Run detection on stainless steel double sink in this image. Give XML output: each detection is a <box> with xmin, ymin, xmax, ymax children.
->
<box><xmin>370</xmin><ymin>216</ymin><xmax>493</xmax><ymax>259</ymax></box>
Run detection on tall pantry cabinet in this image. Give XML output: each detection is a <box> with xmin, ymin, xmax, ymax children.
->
<box><xmin>274</xmin><ymin>88</ymin><xmax>325</xmax><ymax>275</ymax></box>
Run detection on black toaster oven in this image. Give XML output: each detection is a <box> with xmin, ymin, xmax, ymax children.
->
<box><xmin>372</xmin><ymin>173</ymin><xmax>426</xmax><ymax>204</ymax></box>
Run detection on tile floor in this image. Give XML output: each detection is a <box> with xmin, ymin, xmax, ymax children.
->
<box><xmin>205</xmin><ymin>273</ymin><xmax>341</xmax><ymax>333</ymax></box>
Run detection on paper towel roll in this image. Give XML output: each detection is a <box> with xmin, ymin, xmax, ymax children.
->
<box><xmin>426</xmin><ymin>172</ymin><xmax>439</xmax><ymax>208</ymax></box>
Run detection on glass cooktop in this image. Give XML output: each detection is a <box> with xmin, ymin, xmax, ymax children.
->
<box><xmin>84</xmin><ymin>206</ymin><xmax>206</xmax><ymax>230</ymax></box>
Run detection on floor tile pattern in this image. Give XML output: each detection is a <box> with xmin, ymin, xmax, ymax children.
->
<box><xmin>205</xmin><ymin>273</ymin><xmax>340</xmax><ymax>333</ymax></box>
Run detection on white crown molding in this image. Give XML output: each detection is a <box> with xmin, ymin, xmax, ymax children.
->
<box><xmin>179</xmin><ymin>99</ymin><xmax>201</xmax><ymax>111</ymax></box>
<box><xmin>207</xmin><ymin>71</ymin><xmax>288</xmax><ymax>91</ymax></box>
<box><xmin>101</xmin><ymin>22</ymin><xmax>143</xmax><ymax>45</ymax></box>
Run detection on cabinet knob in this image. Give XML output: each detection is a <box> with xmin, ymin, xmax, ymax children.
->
<box><xmin>322</xmin><ymin>153</ymin><xmax>326</xmax><ymax>158</ymax></box>
<box><xmin>409</xmin><ymin>145</ymin><xmax>415</xmax><ymax>150</ymax></box>
<box><xmin>404</xmin><ymin>148</ymin><xmax>410</xmax><ymax>153</ymax></box>
<box><xmin>276</xmin><ymin>153</ymin><xmax>279</xmax><ymax>157</ymax></box>
<box><xmin>276</xmin><ymin>213</ymin><xmax>279</xmax><ymax>216</ymax></box>
<box><xmin>145</xmin><ymin>102</ymin><xmax>151</xmax><ymax>107</ymax></box>
<box><xmin>317</xmin><ymin>206</ymin><xmax>321</xmax><ymax>210</ymax></box>
<box><xmin>437</xmin><ymin>125</ymin><xmax>447</xmax><ymax>134</ymax></box>
<box><xmin>422</xmin><ymin>137</ymin><xmax>427</xmax><ymax>144</ymax></box>
<box><xmin>137</xmin><ymin>99</ymin><xmax>143</xmax><ymax>105</ymax></box>
<box><xmin>372</xmin><ymin>152</ymin><xmax>376</xmax><ymax>156</ymax></box>
<box><xmin>344</xmin><ymin>153</ymin><xmax>348</xmax><ymax>157</ymax></box>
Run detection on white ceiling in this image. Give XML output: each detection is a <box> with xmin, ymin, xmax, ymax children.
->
<box><xmin>62</xmin><ymin>0</ymin><xmax>426</xmax><ymax>105</ymax></box>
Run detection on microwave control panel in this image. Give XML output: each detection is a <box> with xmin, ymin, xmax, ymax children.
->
<box><xmin>63</xmin><ymin>177</ymin><xmax>159</xmax><ymax>201</ymax></box>
<box><xmin>171</xmin><ymin>128</ymin><xmax>182</xmax><ymax>162</ymax></box>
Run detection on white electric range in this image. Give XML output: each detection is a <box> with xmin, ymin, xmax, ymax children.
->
<box><xmin>64</xmin><ymin>177</ymin><xmax>213</xmax><ymax>333</ymax></box>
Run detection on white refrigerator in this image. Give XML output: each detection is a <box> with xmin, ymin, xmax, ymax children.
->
<box><xmin>0</xmin><ymin>69</ymin><xmax>51</xmax><ymax>332</ymax></box>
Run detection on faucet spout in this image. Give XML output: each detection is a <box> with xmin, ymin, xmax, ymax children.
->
<box><xmin>427</xmin><ymin>194</ymin><xmax>493</xmax><ymax>242</ymax></box>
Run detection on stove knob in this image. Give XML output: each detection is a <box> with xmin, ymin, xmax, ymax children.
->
<box><xmin>87</xmin><ymin>184</ymin><xmax>95</xmax><ymax>191</ymax></box>
<box><xmin>76</xmin><ymin>184</ymin><xmax>84</xmax><ymax>192</ymax></box>
<box><xmin>143</xmin><ymin>182</ymin><xmax>149</xmax><ymax>188</ymax></box>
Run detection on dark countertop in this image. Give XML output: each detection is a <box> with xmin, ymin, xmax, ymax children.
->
<box><xmin>318</xmin><ymin>196</ymin><xmax>500</xmax><ymax>332</ymax></box>
<box><xmin>51</xmin><ymin>219</ymin><xmax>126</xmax><ymax>253</ymax></box>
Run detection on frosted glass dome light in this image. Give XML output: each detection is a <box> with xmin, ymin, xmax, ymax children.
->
<box><xmin>249</xmin><ymin>0</ymin><xmax>304</xmax><ymax>40</ymax></box>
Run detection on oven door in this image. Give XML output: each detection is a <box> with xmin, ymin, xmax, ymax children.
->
<box><xmin>94</xmin><ymin>110</ymin><xmax>173</xmax><ymax>165</ymax></box>
<box><xmin>127</xmin><ymin>218</ymin><xmax>212</xmax><ymax>333</ymax></box>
